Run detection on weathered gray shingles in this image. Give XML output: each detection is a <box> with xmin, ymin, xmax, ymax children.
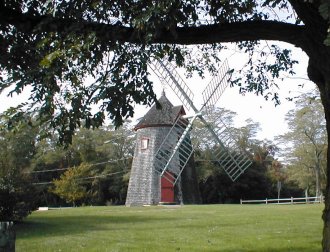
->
<box><xmin>135</xmin><ymin>94</ymin><xmax>185</xmax><ymax>130</ymax></box>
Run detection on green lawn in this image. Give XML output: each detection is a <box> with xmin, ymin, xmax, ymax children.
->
<box><xmin>16</xmin><ymin>204</ymin><xmax>323</xmax><ymax>252</ymax></box>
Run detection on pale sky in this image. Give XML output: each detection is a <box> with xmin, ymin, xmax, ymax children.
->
<box><xmin>1</xmin><ymin>43</ymin><xmax>316</xmax><ymax>141</ymax></box>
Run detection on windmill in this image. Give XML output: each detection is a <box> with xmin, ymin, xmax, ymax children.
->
<box><xmin>148</xmin><ymin>58</ymin><xmax>252</xmax><ymax>186</ymax></box>
<box><xmin>125</xmin><ymin>89</ymin><xmax>201</xmax><ymax>206</ymax></box>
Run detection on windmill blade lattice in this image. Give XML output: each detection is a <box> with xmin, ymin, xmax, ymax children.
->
<box><xmin>149</xmin><ymin>58</ymin><xmax>252</xmax><ymax>183</ymax></box>
<box><xmin>196</xmin><ymin>115</ymin><xmax>251</xmax><ymax>181</ymax></box>
<box><xmin>202</xmin><ymin>59</ymin><xmax>231</xmax><ymax>114</ymax></box>
<box><xmin>154</xmin><ymin>114</ymin><xmax>198</xmax><ymax>184</ymax></box>
<box><xmin>203</xmin><ymin>116</ymin><xmax>252</xmax><ymax>181</ymax></box>
<box><xmin>149</xmin><ymin>59</ymin><xmax>196</xmax><ymax>112</ymax></box>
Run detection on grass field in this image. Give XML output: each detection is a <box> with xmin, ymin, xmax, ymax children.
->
<box><xmin>16</xmin><ymin>204</ymin><xmax>323</xmax><ymax>252</ymax></box>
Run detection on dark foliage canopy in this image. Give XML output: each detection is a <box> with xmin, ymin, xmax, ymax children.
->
<box><xmin>1</xmin><ymin>1</ymin><xmax>329</xmax><ymax>144</ymax></box>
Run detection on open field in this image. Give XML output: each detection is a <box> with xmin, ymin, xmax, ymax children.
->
<box><xmin>16</xmin><ymin>204</ymin><xmax>323</xmax><ymax>252</ymax></box>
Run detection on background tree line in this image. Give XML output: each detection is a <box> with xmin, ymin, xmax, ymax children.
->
<box><xmin>1</xmin><ymin>91</ymin><xmax>326</xmax><ymax>221</ymax></box>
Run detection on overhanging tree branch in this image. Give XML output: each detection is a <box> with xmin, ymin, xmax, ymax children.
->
<box><xmin>0</xmin><ymin>5</ymin><xmax>306</xmax><ymax>49</ymax></box>
<box><xmin>160</xmin><ymin>21</ymin><xmax>305</xmax><ymax>47</ymax></box>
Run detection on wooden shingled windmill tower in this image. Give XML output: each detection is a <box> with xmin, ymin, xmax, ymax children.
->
<box><xmin>125</xmin><ymin>90</ymin><xmax>201</xmax><ymax>206</ymax></box>
<box><xmin>125</xmin><ymin>58</ymin><xmax>252</xmax><ymax>206</ymax></box>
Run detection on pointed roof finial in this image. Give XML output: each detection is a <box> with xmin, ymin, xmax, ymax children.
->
<box><xmin>161</xmin><ymin>89</ymin><xmax>166</xmax><ymax>97</ymax></box>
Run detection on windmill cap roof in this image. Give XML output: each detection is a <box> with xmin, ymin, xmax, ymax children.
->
<box><xmin>134</xmin><ymin>92</ymin><xmax>186</xmax><ymax>130</ymax></box>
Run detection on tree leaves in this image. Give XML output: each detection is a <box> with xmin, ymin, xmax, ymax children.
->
<box><xmin>277</xmin><ymin>91</ymin><xmax>327</xmax><ymax>196</ymax></box>
<box><xmin>0</xmin><ymin>112</ymin><xmax>38</xmax><ymax>221</ymax></box>
<box><xmin>231</xmin><ymin>42</ymin><xmax>298</xmax><ymax>105</ymax></box>
<box><xmin>0</xmin><ymin>0</ymin><xmax>327</xmax><ymax>147</ymax></box>
<box><xmin>51</xmin><ymin>163</ymin><xmax>91</xmax><ymax>206</ymax></box>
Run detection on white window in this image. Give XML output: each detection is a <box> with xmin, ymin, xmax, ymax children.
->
<box><xmin>141</xmin><ymin>138</ymin><xmax>149</xmax><ymax>150</ymax></box>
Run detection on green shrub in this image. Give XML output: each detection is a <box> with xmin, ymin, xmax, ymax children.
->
<box><xmin>0</xmin><ymin>172</ymin><xmax>37</xmax><ymax>221</ymax></box>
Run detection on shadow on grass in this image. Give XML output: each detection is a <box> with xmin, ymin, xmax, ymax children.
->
<box><xmin>16</xmin><ymin>214</ymin><xmax>176</xmax><ymax>240</ymax></box>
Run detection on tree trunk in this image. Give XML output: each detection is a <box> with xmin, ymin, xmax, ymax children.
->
<box><xmin>322</xmin><ymin>106</ymin><xmax>330</xmax><ymax>251</ymax></box>
<box><xmin>316</xmin><ymin>78</ymin><xmax>330</xmax><ymax>252</ymax></box>
<box><xmin>307</xmin><ymin>60</ymin><xmax>330</xmax><ymax>252</ymax></box>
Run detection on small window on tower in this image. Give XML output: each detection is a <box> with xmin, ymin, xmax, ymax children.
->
<box><xmin>141</xmin><ymin>138</ymin><xmax>149</xmax><ymax>150</ymax></box>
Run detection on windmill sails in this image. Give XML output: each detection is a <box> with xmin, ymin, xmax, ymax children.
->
<box><xmin>154</xmin><ymin>115</ymin><xmax>197</xmax><ymax>185</ymax></box>
<box><xmin>149</xmin><ymin>58</ymin><xmax>252</xmax><ymax>183</ymax></box>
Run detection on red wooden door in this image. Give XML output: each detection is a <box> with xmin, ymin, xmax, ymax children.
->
<box><xmin>161</xmin><ymin>172</ymin><xmax>175</xmax><ymax>203</ymax></box>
